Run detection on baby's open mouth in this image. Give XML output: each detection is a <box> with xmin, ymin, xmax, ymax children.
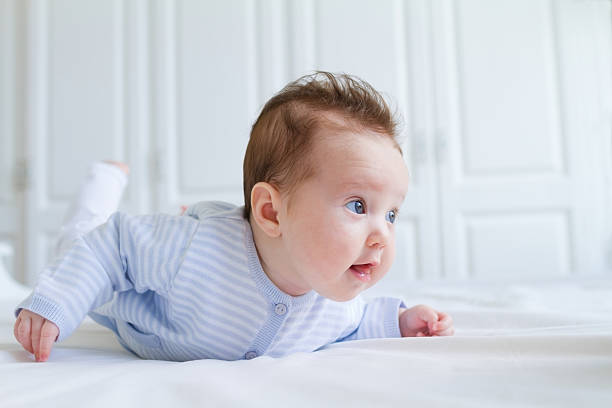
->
<box><xmin>350</xmin><ymin>264</ymin><xmax>373</xmax><ymax>281</ymax></box>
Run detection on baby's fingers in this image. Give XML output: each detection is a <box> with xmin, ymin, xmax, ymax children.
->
<box><xmin>437</xmin><ymin>312</ymin><xmax>453</xmax><ymax>325</ymax></box>
<box><xmin>30</xmin><ymin>317</ymin><xmax>43</xmax><ymax>360</ymax></box>
<box><xmin>15</xmin><ymin>315</ymin><xmax>34</xmax><ymax>354</ymax></box>
<box><xmin>433</xmin><ymin>327</ymin><xmax>455</xmax><ymax>336</ymax></box>
<box><xmin>432</xmin><ymin>312</ymin><xmax>454</xmax><ymax>336</ymax></box>
<box><xmin>37</xmin><ymin>321</ymin><xmax>58</xmax><ymax>362</ymax></box>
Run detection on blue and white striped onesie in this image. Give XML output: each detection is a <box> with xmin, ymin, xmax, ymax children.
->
<box><xmin>17</xmin><ymin>201</ymin><xmax>405</xmax><ymax>361</ymax></box>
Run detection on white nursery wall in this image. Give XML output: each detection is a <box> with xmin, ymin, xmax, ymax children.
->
<box><xmin>0</xmin><ymin>0</ymin><xmax>610</xmax><ymax>285</ymax></box>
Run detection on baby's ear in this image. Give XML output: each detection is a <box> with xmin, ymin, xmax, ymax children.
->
<box><xmin>250</xmin><ymin>182</ymin><xmax>281</xmax><ymax>238</ymax></box>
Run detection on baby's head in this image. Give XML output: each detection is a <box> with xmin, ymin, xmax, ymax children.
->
<box><xmin>243</xmin><ymin>72</ymin><xmax>409</xmax><ymax>301</ymax></box>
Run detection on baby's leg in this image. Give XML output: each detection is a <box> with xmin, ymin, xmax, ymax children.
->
<box><xmin>55</xmin><ymin>161</ymin><xmax>129</xmax><ymax>257</ymax></box>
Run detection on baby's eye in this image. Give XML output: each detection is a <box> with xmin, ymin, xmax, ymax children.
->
<box><xmin>386</xmin><ymin>210</ymin><xmax>397</xmax><ymax>224</ymax></box>
<box><xmin>345</xmin><ymin>200</ymin><xmax>365</xmax><ymax>215</ymax></box>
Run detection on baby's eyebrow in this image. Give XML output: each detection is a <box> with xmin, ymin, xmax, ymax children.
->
<box><xmin>338</xmin><ymin>180</ymin><xmax>406</xmax><ymax>202</ymax></box>
<box><xmin>338</xmin><ymin>179</ymin><xmax>384</xmax><ymax>192</ymax></box>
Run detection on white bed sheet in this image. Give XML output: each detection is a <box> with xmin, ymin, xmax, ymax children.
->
<box><xmin>1</xmin><ymin>276</ymin><xmax>611</xmax><ymax>407</ymax></box>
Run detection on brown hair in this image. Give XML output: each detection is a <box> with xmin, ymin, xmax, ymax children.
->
<box><xmin>242</xmin><ymin>71</ymin><xmax>400</xmax><ymax>218</ymax></box>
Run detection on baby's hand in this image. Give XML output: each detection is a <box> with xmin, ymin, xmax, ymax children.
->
<box><xmin>398</xmin><ymin>304</ymin><xmax>454</xmax><ymax>337</ymax></box>
<box><xmin>14</xmin><ymin>309</ymin><xmax>59</xmax><ymax>362</ymax></box>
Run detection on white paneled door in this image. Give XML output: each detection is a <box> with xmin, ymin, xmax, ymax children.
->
<box><xmin>1</xmin><ymin>0</ymin><xmax>610</xmax><ymax>285</ymax></box>
<box><xmin>432</xmin><ymin>0</ymin><xmax>611</xmax><ymax>279</ymax></box>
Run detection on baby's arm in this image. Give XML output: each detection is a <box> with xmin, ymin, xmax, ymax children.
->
<box><xmin>14</xmin><ymin>220</ymin><xmax>127</xmax><ymax>359</ymax></box>
<box><xmin>15</xmin><ymin>212</ymin><xmax>197</xmax><ymax>361</ymax></box>
<box><xmin>14</xmin><ymin>310</ymin><xmax>58</xmax><ymax>362</ymax></box>
<box><xmin>335</xmin><ymin>297</ymin><xmax>406</xmax><ymax>342</ymax></box>
<box><xmin>398</xmin><ymin>305</ymin><xmax>454</xmax><ymax>337</ymax></box>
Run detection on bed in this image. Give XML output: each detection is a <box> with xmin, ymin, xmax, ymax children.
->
<box><xmin>1</xmin><ymin>272</ymin><xmax>611</xmax><ymax>407</ymax></box>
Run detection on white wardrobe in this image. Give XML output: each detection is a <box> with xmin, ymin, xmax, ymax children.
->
<box><xmin>1</xmin><ymin>0</ymin><xmax>611</xmax><ymax>285</ymax></box>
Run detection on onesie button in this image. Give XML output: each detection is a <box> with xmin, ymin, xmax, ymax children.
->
<box><xmin>245</xmin><ymin>351</ymin><xmax>258</xmax><ymax>360</ymax></box>
<box><xmin>274</xmin><ymin>303</ymin><xmax>287</xmax><ymax>315</ymax></box>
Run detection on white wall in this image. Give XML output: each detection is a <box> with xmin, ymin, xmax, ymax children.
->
<box><xmin>1</xmin><ymin>0</ymin><xmax>611</xmax><ymax>285</ymax></box>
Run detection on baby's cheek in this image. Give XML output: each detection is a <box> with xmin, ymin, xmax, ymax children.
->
<box><xmin>310</xmin><ymin>221</ymin><xmax>351</xmax><ymax>258</ymax></box>
<box><xmin>298</xmin><ymin>230</ymin><xmax>346</xmax><ymax>270</ymax></box>
<box><xmin>316</xmin><ymin>239</ymin><xmax>351</xmax><ymax>269</ymax></box>
<box><xmin>304</xmin><ymin>217</ymin><xmax>362</xmax><ymax>274</ymax></box>
<box><xmin>386</xmin><ymin>240</ymin><xmax>396</xmax><ymax>263</ymax></box>
<box><xmin>378</xmin><ymin>243</ymin><xmax>396</xmax><ymax>277</ymax></box>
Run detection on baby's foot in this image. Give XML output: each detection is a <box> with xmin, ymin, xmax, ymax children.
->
<box><xmin>79</xmin><ymin>161</ymin><xmax>129</xmax><ymax>217</ymax></box>
<box><xmin>103</xmin><ymin>160</ymin><xmax>130</xmax><ymax>176</ymax></box>
<box><xmin>55</xmin><ymin>161</ymin><xmax>129</xmax><ymax>256</ymax></box>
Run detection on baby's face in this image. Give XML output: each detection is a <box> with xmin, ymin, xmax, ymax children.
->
<box><xmin>276</xmin><ymin>127</ymin><xmax>409</xmax><ymax>301</ymax></box>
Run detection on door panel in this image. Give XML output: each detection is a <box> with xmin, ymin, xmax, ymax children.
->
<box><xmin>153</xmin><ymin>0</ymin><xmax>257</xmax><ymax>213</ymax></box>
<box><xmin>21</xmin><ymin>0</ymin><xmax>134</xmax><ymax>283</ymax></box>
<box><xmin>433</xmin><ymin>0</ymin><xmax>610</xmax><ymax>279</ymax></box>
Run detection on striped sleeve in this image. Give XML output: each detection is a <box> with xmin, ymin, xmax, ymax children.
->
<box><xmin>15</xmin><ymin>212</ymin><xmax>197</xmax><ymax>342</ymax></box>
<box><xmin>336</xmin><ymin>297</ymin><xmax>405</xmax><ymax>342</ymax></box>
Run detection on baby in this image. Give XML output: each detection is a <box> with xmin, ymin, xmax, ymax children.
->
<box><xmin>14</xmin><ymin>72</ymin><xmax>454</xmax><ymax>362</ymax></box>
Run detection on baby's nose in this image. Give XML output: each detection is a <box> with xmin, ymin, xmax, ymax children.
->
<box><xmin>366</xmin><ymin>217</ymin><xmax>391</xmax><ymax>249</ymax></box>
<box><xmin>366</xmin><ymin>232</ymin><xmax>387</xmax><ymax>249</ymax></box>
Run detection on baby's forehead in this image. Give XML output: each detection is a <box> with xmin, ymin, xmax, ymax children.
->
<box><xmin>311</xmin><ymin>128</ymin><xmax>406</xmax><ymax>177</ymax></box>
<box><xmin>310</xmin><ymin>125</ymin><xmax>399</xmax><ymax>161</ymax></box>
<box><xmin>285</xmin><ymin>110</ymin><xmax>404</xmax><ymax>188</ymax></box>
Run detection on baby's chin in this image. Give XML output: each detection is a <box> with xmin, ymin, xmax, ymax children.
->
<box><xmin>311</xmin><ymin>270</ymin><xmax>377</xmax><ymax>301</ymax></box>
<box><xmin>316</xmin><ymin>286</ymin><xmax>365</xmax><ymax>302</ymax></box>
